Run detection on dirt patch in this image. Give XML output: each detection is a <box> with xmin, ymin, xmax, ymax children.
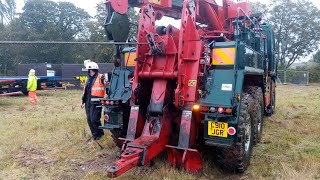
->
<box><xmin>73</xmin><ymin>152</ymin><xmax>115</xmax><ymax>175</ymax></box>
<box><xmin>15</xmin><ymin>145</ymin><xmax>56</xmax><ymax>167</ymax></box>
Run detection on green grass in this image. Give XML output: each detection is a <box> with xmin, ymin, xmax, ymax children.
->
<box><xmin>0</xmin><ymin>85</ymin><xmax>319</xmax><ymax>180</ymax></box>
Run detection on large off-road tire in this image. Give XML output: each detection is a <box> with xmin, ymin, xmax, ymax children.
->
<box><xmin>215</xmin><ymin>93</ymin><xmax>255</xmax><ymax>172</ymax></box>
<box><xmin>244</xmin><ymin>86</ymin><xmax>264</xmax><ymax>144</ymax></box>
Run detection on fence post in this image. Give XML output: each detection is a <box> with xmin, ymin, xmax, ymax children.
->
<box><xmin>284</xmin><ymin>70</ymin><xmax>287</xmax><ymax>84</ymax></box>
<box><xmin>306</xmin><ymin>72</ymin><xmax>309</xmax><ymax>86</ymax></box>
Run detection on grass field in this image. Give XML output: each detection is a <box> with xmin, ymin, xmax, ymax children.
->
<box><xmin>0</xmin><ymin>85</ymin><xmax>319</xmax><ymax>180</ymax></box>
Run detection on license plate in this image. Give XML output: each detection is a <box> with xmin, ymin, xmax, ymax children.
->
<box><xmin>208</xmin><ymin>121</ymin><xmax>228</xmax><ymax>138</ymax></box>
<box><xmin>2</xmin><ymin>85</ymin><xmax>9</xmax><ymax>89</ymax></box>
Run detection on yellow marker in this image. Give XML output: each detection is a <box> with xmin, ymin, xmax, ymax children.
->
<box><xmin>149</xmin><ymin>0</ymin><xmax>161</xmax><ymax>5</ymax></box>
<box><xmin>188</xmin><ymin>80</ymin><xmax>197</xmax><ymax>87</ymax></box>
<box><xmin>212</xmin><ymin>47</ymin><xmax>236</xmax><ymax>65</ymax></box>
<box><xmin>125</xmin><ymin>52</ymin><xmax>137</xmax><ymax>66</ymax></box>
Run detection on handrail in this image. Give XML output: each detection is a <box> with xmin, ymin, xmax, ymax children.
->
<box><xmin>237</xmin><ymin>7</ymin><xmax>255</xmax><ymax>26</ymax></box>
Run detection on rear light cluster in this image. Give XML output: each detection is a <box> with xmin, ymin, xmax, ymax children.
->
<box><xmin>105</xmin><ymin>100</ymin><xmax>120</xmax><ymax>106</ymax></box>
<box><xmin>101</xmin><ymin>100</ymin><xmax>121</xmax><ymax>106</ymax></box>
<box><xmin>228</xmin><ymin>127</ymin><xmax>236</xmax><ymax>135</ymax></box>
<box><xmin>104</xmin><ymin>114</ymin><xmax>109</xmax><ymax>121</ymax></box>
<box><xmin>201</xmin><ymin>106</ymin><xmax>233</xmax><ymax>114</ymax></box>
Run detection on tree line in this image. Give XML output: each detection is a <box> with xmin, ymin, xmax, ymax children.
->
<box><xmin>252</xmin><ymin>0</ymin><xmax>320</xmax><ymax>83</ymax></box>
<box><xmin>0</xmin><ymin>0</ymin><xmax>138</xmax><ymax>75</ymax></box>
<box><xmin>252</xmin><ymin>0</ymin><xmax>320</xmax><ymax>68</ymax></box>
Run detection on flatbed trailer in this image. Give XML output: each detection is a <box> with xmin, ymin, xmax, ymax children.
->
<box><xmin>0</xmin><ymin>76</ymin><xmax>63</xmax><ymax>96</ymax></box>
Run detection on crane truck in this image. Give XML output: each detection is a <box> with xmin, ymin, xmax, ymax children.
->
<box><xmin>100</xmin><ymin>0</ymin><xmax>277</xmax><ymax>177</ymax></box>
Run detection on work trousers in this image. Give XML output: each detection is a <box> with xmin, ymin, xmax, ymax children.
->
<box><xmin>28</xmin><ymin>91</ymin><xmax>39</xmax><ymax>104</ymax></box>
<box><xmin>85</xmin><ymin>103</ymin><xmax>104</xmax><ymax>138</ymax></box>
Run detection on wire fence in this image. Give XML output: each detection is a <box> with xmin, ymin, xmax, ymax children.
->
<box><xmin>277</xmin><ymin>70</ymin><xmax>309</xmax><ymax>85</ymax></box>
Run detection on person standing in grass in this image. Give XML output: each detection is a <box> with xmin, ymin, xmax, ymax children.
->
<box><xmin>81</xmin><ymin>61</ymin><xmax>106</xmax><ymax>141</ymax></box>
<box><xmin>27</xmin><ymin>69</ymin><xmax>39</xmax><ymax>104</ymax></box>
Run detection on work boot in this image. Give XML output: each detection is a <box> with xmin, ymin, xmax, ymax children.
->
<box><xmin>93</xmin><ymin>134</ymin><xmax>103</xmax><ymax>141</ymax></box>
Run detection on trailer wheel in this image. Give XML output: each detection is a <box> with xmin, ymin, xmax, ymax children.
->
<box><xmin>244</xmin><ymin>86</ymin><xmax>264</xmax><ymax>144</ymax></box>
<box><xmin>21</xmin><ymin>89</ymin><xmax>28</xmax><ymax>95</ymax></box>
<box><xmin>215</xmin><ymin>93</ymin><xmax>254</xmax><ymax>172</ymax></box>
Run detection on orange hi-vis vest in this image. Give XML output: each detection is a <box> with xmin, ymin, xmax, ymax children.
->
<box><xmin>83</xmin><ymin>74</ymin><xmax>106</xmax><ymax>98</ymax></box>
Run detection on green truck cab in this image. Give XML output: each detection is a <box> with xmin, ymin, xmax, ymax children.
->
<box><xmin>198</xmin><ymin>20</ymin><xmax>276</xmax><ymax>171</ymax></box>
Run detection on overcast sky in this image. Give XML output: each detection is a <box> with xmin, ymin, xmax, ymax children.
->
<box><xmin>16</xmin><ymin>0</ymin><xmax>104</xmax><ymax>16</ymax></box>
<box><xmin>15</xmin><ymin>0</ymin><xmax>320</xmax><ymax>16</ymax></box>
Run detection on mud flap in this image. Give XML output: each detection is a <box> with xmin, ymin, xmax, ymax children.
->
<box><xmin>166</xmin><ymin>147</ymin><xmax>202</xmax><ymax>173</ymax></box>
<box><xmin>166</xmin><ymin>110</ymin><xmax>203</xmax><ymax>173</ymax></box>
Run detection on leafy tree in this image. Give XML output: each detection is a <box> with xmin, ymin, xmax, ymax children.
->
<box><xmin>313</xmin><ymin>50</ymin><xmax>320</xmax><ymax>64</ymax></box>
<box><xmin>20</xmin><ymin>0</ymin><xmax>90</xmax><ymax>41</ymax></box>
<box><xmin>0</xmin><ymin>0</ymin><xmax>15</xmax><ymax>27</ymax></box>
<box><xmin>13</xmin><ymin>0</ymin><xmax>90</xmax><ymax>64</ymax></box>
<box><xmin>250</xmin><ymin>1</ymin><xmax>268</xmax><ymax>14</ymax></box>
<box><xmin>0</xmin><ymin>0</ymin><xmax>92</xmax><ymax>75</ymax></box>
<box><xmin>268</xmin><ymin>0</ymin><xmax>320</xmax><ymax>68</ymax></box>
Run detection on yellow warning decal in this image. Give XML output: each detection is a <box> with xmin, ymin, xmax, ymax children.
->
<box><xmin>188</xmin><ymin>80</ymin><xmax>197</xmax><ymax>87</ymax></box>
<box><xmin>75</xmin><ymin>76</ymin><xmax>87</xmax><ymax>83</ymax></box>
<box><xmin>149</xmin><ymin>0</ymin><xmax>162</xmax><ymax>5</ymax></box>
<box><xmin>212</xmin><ymin>48</ymin><xmax>236</xmax><ymax>65</ymax></box>
<box><xmin>125</xmin><ymin>52</ymin><xmax>136</xmax><ymax>67</ymax></box>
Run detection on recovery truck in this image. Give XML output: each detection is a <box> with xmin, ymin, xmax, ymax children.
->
<box><xmin>100</xmin><ymin>0</ymin><xmax>277</xmax><ymax>177</ymax></box>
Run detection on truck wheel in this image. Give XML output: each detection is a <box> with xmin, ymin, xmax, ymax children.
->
<box><xmin>253</xmin><ymin>104</ymin><xmax>263</xmax><ymax>145</ymax></box>
<box><xmin>215</xmin><ymin>93</ymin><xmax>254</xmax><ymax>172</ymax></box>
<box><xmin>244</xmin><ymin>86</ymin><xmax>264</xmax><ymax>144</ymax></box>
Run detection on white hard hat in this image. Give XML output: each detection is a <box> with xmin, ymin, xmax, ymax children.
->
<box><xmin>86</xmin><ymin>61</ymin><xmax>99</xmax><ymax>70</ymax></box>
<box><xmin>29</xmin><ymin>69</ymin><xmax>35</xmax><ymax>73</ymax></box>
<box><xmin>84</xmin><ymin>59</ymin><xmax>91</xmax><ymax>67</ymax></box>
